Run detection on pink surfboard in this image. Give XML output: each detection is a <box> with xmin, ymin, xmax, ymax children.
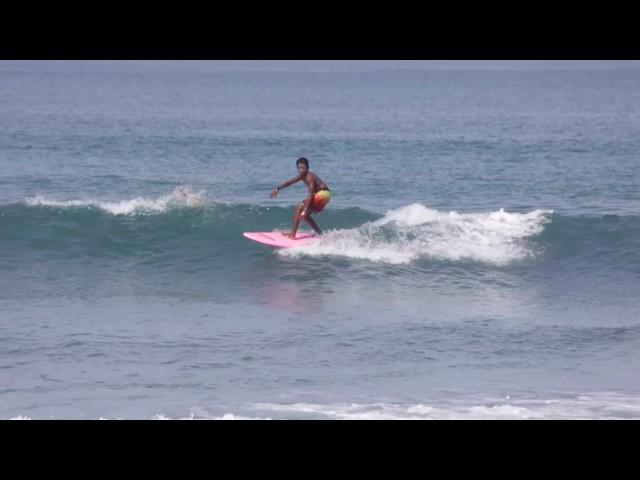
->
<box><xmin>243</xmin><ymin>231</ymin><xmax>317</xmax><ymax>248</ymax></box>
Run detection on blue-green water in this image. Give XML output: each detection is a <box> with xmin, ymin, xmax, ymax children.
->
<box><xmin>1</xmin><ymin>60</ymin><xmax>640</xmax><ymax>419</ymax></box>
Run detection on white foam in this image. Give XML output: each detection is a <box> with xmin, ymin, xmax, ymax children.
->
<box><xmin>151</xmin><ymin>411</ymin><xmax>272</xmax><ymax>420</ymax></box>
<box><xmin>25</xmin><ymin>185</ymin><xmax>206</xmax><ymax>216</ymax></box>
<box><xmin>252</xmin><ymin>392</ymin><xmax>640</xmax><ymax>419</ymax></box>
<box><xmin>211</xmin><ymin>413</ymin><xmax>272</xmax><ymax>420</ymax></box>
<box><xmin>280</xmin><ymin>204</ymin><xmax>552</xmax><ymax>265</ymax></box>
<box><xmin>6</xmin><ymin>392</ymin><xmax>640</xmax><ymax>419</ymax></box>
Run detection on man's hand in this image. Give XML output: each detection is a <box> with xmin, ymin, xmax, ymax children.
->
<box><xmin>270</xmin><ymin>188</ymin><xmax>279</xmax><ymax>198</ymax></box>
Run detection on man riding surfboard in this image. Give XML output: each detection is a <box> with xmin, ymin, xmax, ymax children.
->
<box><xmin>270</xmin><ymin>157</ymin><xmax>331</xmax><ymax>239</ymax></box>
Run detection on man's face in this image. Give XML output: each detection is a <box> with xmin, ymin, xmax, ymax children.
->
<box><xmin>297</xmin><ymin>163</ymin><xmax>308</xmax><ymax>175</ymax></box>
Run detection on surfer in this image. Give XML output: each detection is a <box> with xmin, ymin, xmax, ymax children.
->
<box><xmin>270</xmin><ymin>157</ymin><xmax>331</xmax><ymax>239</ymax></box>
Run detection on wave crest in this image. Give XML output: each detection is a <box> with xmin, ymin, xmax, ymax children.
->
<box><xmin>24</xmin><ymin>185</ymin><xmax>206</xmax><ymax>215</ymax></box>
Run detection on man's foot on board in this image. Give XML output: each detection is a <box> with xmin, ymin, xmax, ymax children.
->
<box><xmin>282</xmin><ymin>232</ymin><xmax>320</xmax><ymax>239</ymax></box>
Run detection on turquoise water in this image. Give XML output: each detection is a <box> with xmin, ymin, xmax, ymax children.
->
<box><xmin>1</xmin><ymin>60</ymin><xmax>640</xmax><ymax>419</ymax></box>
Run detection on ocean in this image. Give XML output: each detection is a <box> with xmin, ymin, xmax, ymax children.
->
<box><xmin>1</xmin><ymin>60</ymin><xmax>640</xmax><ymax>419</ymax></box>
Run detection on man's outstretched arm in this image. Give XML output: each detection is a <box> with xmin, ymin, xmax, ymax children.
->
<box><xmin>270</xmin><ymin>174</ymin><xmax>302</xmax><ymax>198</ymax></box>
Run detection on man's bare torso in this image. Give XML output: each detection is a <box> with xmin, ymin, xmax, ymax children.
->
<box><xmin>302</xmin><ymin>171</ymin><xmax>329</xmax><ymax>193</ymax></box>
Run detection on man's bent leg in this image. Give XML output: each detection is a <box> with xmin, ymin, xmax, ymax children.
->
<box><xmin>304</xmin><ymin>213</ymin><xmax>322</xmax><ymax>235</ymax></box>
<box><xmin>288</xmin><ymin>204</ymin><xmax>304</xmax><ymax>238</ymax></box>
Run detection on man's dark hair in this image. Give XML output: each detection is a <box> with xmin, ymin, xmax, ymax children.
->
<box><xmin>296</xmin><ymin>157</ymin><xmax>309</xmax><ymax>168</ymax></box>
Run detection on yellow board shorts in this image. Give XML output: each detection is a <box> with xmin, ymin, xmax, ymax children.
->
<box><xmin>310</xmin><ymin>189</ymin><xmax>331</xmax><ymax>213</ymax></box>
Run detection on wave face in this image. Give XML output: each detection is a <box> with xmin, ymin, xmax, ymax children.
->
<box><xmin>4</xmin><ymin>189</ymin><xmax>639</xmax><ymax>270</ymax></box>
